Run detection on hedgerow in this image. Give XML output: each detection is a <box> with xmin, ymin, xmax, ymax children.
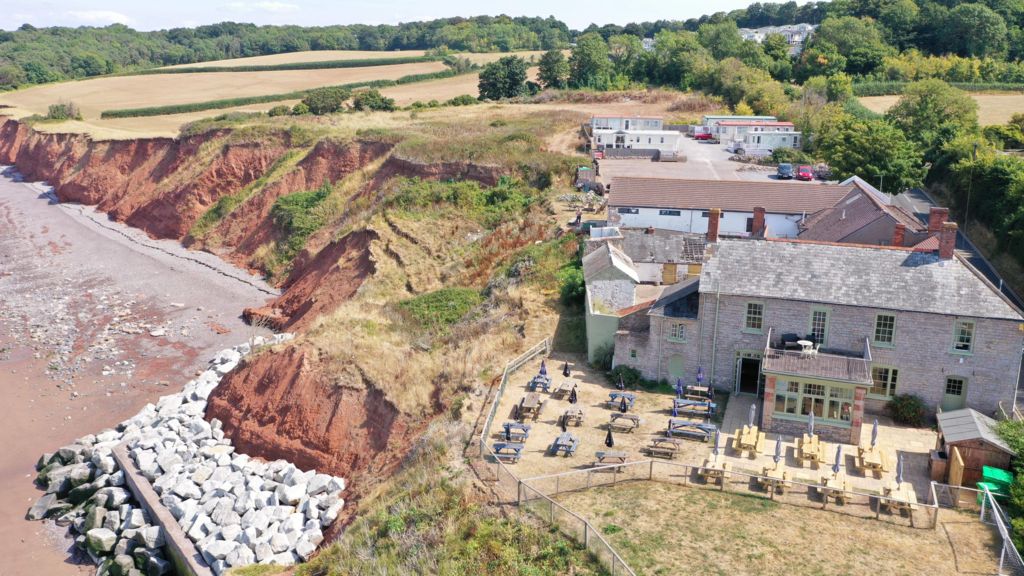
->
<box><xmin>127</xmin><ymin>56</ymin><xmax>436</xmax><ymax>75</ymax></box>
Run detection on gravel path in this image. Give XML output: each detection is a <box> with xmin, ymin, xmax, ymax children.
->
<box><xmin>0</xmin><ymin>167</ymin><xmax>277</xmax><ymax>575</ymax></box>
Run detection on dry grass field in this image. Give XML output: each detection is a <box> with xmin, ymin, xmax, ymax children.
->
<box><xmin>860</xmin><ymin>93</ymin><xmax>1024</xmax><ymax>125</ymax></box>
<box><xmin>558</xmin><ymin>481</ymin><xmax>1000</xmax><ymax>576</ymax></box>
<box><xmin>166</xmin><ymin>49</ymin><xmax>429</xmax><ymax>68</ymax></box>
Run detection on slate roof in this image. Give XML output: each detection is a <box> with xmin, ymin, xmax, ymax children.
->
<box><xmin>618</xmin><ymin>228</ymin><xmax>707</xmax><ymax>264</ymax></box>
<box><xmin>700</xmin><ymin>238</ymin><xmax>1024</xmax><ymax>321</ymax></box>
<box><xmin>582</xmin><ymin>242</ymin><xmax>639</xmax><ymax>282</ymax></box>
<box><xmin>799</xmin><ymin>185</ymin><xmax>927</xmax><ymax>243</ymax></box>
<box><xmin>609</xmin><ymin>177</ymin><xmax>853</xmax><ymax>214</ymax></box>
<box><xmin>937</xmin><ymin>409</ymin><xmax>1013</xmax><ymax>453</ymax></box>
<box><xmin>649</xmin><ymin>277</ymin><xmax>700</xmax><ymax>319</ymax></box>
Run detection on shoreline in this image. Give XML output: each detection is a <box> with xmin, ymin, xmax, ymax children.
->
<box><xmin>0</xmin><ymin>169</ymin><xmax>275</xmax><ymax>575</ymax></box>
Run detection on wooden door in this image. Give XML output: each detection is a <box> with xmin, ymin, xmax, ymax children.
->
<box><xmin>949</xmin><ymin>445</ymin><xmax>965</xmax><ymax>487</ymax></box>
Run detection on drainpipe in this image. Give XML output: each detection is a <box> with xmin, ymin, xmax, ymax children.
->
<box><xmin>1015</xmin><ymin>346</ymin><xmax>1023</xmax><ymax>417</ymax></box>
<box><xmin>657</xmin><ymin>313</ymin><xmax>665</xmax><ymax>381</ymax></box>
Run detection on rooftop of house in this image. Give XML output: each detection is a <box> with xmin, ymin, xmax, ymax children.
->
<box><xmin>616</xmin><ymin>227</ymin><xmax>707</xmax><ymax>264</ymax></box>
<box><xmin>608</xmin><ymin>177</ymin><xmax>854</xmax><ymax>215</ymax></box>
<box><xmin>648</xmin><ymin>277</ymin><xmax>700</xmax><ymax>319</ymax></box>
<box><xmin>591</xmin><ymin>115</ymin><xmax>663</xmax><ymax>120</ymax></box>
<box><xmin>582</xmin><ymin>242</ymin><xmax>639</xmax><ymax>283</ymax></box>
<box><xmin>936</xmin><ymin>408</ymin><xmax>1012</xmax><ymax>453</ymax></box>
<box><xmin>717</xmin><ymin>121</ymin><xmax>796</xmax><ymax>127</ymax></box>
<box><xmin>799</xmin><ymin>184</ymin><xmax>927</xmax><ymax>243</ymax></box>
<box><xmin>700</xmin><ymin>238</ymin><xmax>1024</xmax><ymax>321</ymax></box>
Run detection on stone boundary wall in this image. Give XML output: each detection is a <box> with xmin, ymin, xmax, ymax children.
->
<box><xmin>113</xmin><ymin>444</ymin><xmax>213</xmax><ymax>576</ymax></box>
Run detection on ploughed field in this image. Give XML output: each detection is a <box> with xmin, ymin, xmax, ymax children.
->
<box><xmin>860</xmin><ymin>93</ymin><xmax>1024</xmax><ymax>126</ymax></box>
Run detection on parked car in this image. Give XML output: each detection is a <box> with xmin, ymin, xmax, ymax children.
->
<box><xmin>776</xmin><ymin>163</ymin><xmax>794</xmax><ymax>179</ymax></box>
<box><xmin>796</xmin><ymin>165</ymin><xmax>814</xmax><ymax>181</ymax></box>
<box><xmin>694</xmin><ymin>132</ymin><xmax>715</xmax><ymax>141</ymax></box>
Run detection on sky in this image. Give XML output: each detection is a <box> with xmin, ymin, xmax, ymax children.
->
<box><xmin>0</xmin><ymin>0</ymin><xmax>814</xmax><ymax>32</ymax></box>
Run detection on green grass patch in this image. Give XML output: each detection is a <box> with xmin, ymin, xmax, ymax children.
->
<box><xmin>228</xmin><ymin>565</ymin><xmax>286</xmax><ymax>576</ymax></box>
<box><xmin>99</xmin><ymin>69</ymin><xmax>470</xmax><ymax>119</ymax></box>
<box><xmin>129</xmin><ymin>56</ymin><xmax>437</xmax><ymax>75</ymax></box>
<box><xmin>552</xmin><ymin>313</ymin><xmax>586</xmax><ymax>354</ymax></box>
<box><xmin>854</xmin><ymin>81</ymin><xmax>1024</xmax><ymax>97</ymax></box>
<box><xmin>270</xmin><ymin>181</ymin><xmax>332</xmax><ymax>262</ymax></box>
<box><xmin>190</xmin><ymin>147</ymin><xmax>309</xmax><ymax>239</ymax></box>
<box><xmin>385</xmin><ymin>176</ymin><xmax>536</xmax><ymax>229</ymax></box>
<box><xmin>601</xmin><ymin>523</ymin><xmax>624</xmax><ymax>535</ymax></box>
<box><xmin>397</xmin><ymin>288</ymin><xmax>484</xmax><ymax>333</ymax></box>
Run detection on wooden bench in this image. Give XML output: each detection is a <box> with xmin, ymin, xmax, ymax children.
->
<box><xmin>551</xmin><ymin>379</ymin><xmax>576</xmax><ymax>399</ymax></box>
<box><xmin>518</xmin><ymin>393</ymin><xmax>544</xmax><ymax>422</ymax></box>
<box><xmin>797</xmin><ymin>434</ymin><xmax>826</xmax><ymax>468</ymax></box>
<box><xmin>561</xmin><ymin>407</ymin><xmax>584</xmax><ymax>427</ymax></box>
<box><xmin>643</xmin><ymin>437</ymin><xmax>682</xmax><ymax>459</ymax></box>
<box><xmin>607</xmin><ymin>392</ymin><xmax>636</xmax><ymax>410</ymax></box>
<box><xmin>550</xmin><ymin>432</ymin><xmax>579</xmax><ymax>457</ymax></box>
<box><xmin>667</xmin><ymin>418</ymin><xmax>717</xmax><ymax>442</ymax></box>
<box><xmin>699</xmin><ymin>455</ymin><xmax>732</xmax><ymax>485</ymax></box>
<box><xmin>595</xmin><ymin>450</ymin><xmax>628</xmax><ymax>465</ymax></box>
<box><xmin>528</xmin><ymin>374</ymin><xmax>551</xmax><ymax>393</ymax></box>
<box><xmin>500</xmin><ymin>422</ymin><xmax>531</xmax><ymax>442</ymax></box>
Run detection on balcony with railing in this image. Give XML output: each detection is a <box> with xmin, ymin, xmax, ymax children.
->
<box><xmin>761</xmin><ymin>328</ymin><xmax>873</xmax><ymax>386</ymax></box>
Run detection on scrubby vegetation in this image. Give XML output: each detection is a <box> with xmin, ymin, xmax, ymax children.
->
<box><xmin>352</xmin><ymin>89</ymin><xmax>397</xmax><ymax>112</ymax></box>
<box><xmin>271</xmin><ymin>182</ymin><xmax>333</xmax><ymax>262</ymax></box>
<box><xmin>131</xmin><ymin>55</ymin><xmax>437</xmax><ymax>75</ymax></box>
<box><xmin>385</xmin><ymin>177</ymin><xmax>536</xmax><ymax>228</ymax></box>
<box><xmin>398</xmin><ymin>288</ymin><xmax>485</xmax><ymax>334</ymax></box>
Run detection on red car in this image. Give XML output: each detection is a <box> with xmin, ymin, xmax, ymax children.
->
<box><xmin>796</xmin><ymin>165</ymin><xmax>814</xmax><ymax>181</ymax></box>
<box><xmin>694</xmin><ymin>131</ymin><xmax>714</xmax><ymax>141</ymax></box>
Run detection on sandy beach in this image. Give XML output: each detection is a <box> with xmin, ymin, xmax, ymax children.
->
<box><xmin>0</xmin><ymin>168</ymin><xmax>276</xmax><ymax>575</ymax></box>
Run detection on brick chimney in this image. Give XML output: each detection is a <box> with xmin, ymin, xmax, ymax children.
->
<box><xmin>752</xmin><ymin>206</ymin><xmax>766</xmax><ymax>238</ymax></box>
<box><xmin>939</xmin><ymin>221</ymin><xmax>958</xmax><ymax>260</ymax></box>
<box><xmin>891</xmin><ymin>223</ymin><xmax>906</xmax><ymax>247</ymax></box>
<box><xmin>928</xmin><ymin>207</ymin><xmax>949</xmax><ymax>234</ymax></box>
<box><xmin>707</xmin><ymin>208</ymin><xmax>722</xmax><ymax>243</ymax></box>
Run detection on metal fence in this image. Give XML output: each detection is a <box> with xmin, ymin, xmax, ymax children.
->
<box><xmin>522</xmin><ymin>459</ymin><xmax>940</xmax><ymax>530</ymax></box>
<box><xmin>979</xmin><ymin>485</ymin><xmax>1024</xmax><ymax>575</ymax></box>
<box><xmin>477</xmin><ymin>338</ymin><xmax>550</xmax><ymax>459</ymax></box>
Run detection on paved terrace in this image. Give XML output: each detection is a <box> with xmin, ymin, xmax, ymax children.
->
<box><xmin>489</xmin><ymin>353</ymin><xmax>937</xmax><ymax>497</ymax></box>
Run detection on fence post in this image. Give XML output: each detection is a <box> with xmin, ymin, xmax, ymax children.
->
<box><xmin>583</xmin><ymin>522</ymin><xmax>589</xmax><ymax>549</ymax></box>
<box><xmin>649</xmin><ymin>459</ymin><xmax>653</xmax><ymax>481</ymax></box>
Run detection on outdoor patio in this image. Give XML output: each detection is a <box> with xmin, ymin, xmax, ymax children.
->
<box><xmin>488</xmin><ymin>353</ymin><xmax>939</xmax><ymax>499</ymax></box>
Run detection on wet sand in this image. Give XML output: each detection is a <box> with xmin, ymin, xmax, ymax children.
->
<box><xmin>0</xmin><ymin>169</ymin><xmax>277</xmax><ymax>575</ymax></box>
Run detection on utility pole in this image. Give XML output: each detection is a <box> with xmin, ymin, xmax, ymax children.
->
<box><xmin>964</xmin><ymin>143</ymin><xmax>978</xmax><ymax>235</ymax></box>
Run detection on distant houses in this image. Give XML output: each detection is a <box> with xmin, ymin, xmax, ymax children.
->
<box><xmin>738</xmin><ymin>23</ymin><xmax>817</xmax><ymax>55</ymax></box>
<box><xmin>588</xmin><ymin>115</ymin><xmax>683</xmax><ymax>157</ymax></box>
<box><xmin>583</xmin><ymin>176</ymin><xmax>1024</xmax><ymax>442</ymax></box>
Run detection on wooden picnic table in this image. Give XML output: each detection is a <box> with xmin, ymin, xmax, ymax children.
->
<box><xmin>607</xmin><ymin>392</ymin><xmax>636</xmax><ymax>410</ymax></box>
<box><xmin>562</xmin><ymin>407</ymin><xmax>584</xmax><ymax>427</ymax></box>
<box><xmin>733</xmin><ymin>425</ymin><xmax>766</xmax><ymax>457</ymax></box>
<box><xmin>760</xmin><ymin>465</ymin><xmax>791</xmax><ymax>494</ymax></box>
<box><xmin>819</xmin><ymin>471</ymin><xmax>850</xmax><ymax>504</ymax></box>
<box><xmin>667</xmin><ymin>418</ymin><xmax>717</xmax><ymax>442</ymax></box>
<box><xmin>673</xmin><ymin>398</ymin><xmax>718</xmax><ymax>412</ymax></box>
<box><xmin>492</xmin><ymin>442</ymin><xmax>525</xmax><ymax>463</ymax></box>
<box><xmin>797</xmin><ymin>433</ymin><xmax>826</xmax><ymax>468</ymax></box>
<box><xmin>528</xmin><ymin>374</ymin><xmax>552</xmax><ymax>392</ymax></box>
<box><xmin>595</xmin><ymin>450</ymin><xmax>628</xmax><ymax>464</ymax></box>
<box><xmin>551</xmin><ymin>379</ymin><xmax>576</xmax><ymax>399</ymax></box>
<box><xmin>500</xmin><ymin>422</ymin><xmax>531</xmax><ymax>442</ymax></box>
<box><xmin>519</xmin><ymin>393</ymin><xmax>544</xmax><ymax>421</ymax></box>
<box><xmin>686</xmin><ymin>385</ymin><xmax>712</xmax><ymax>398</ymax></box>
<box><xmin>882</xmin><ymin>482</ymin><xmax>919</xmax><ymax>523</ymax></box>
<box><xmin>643</xmin><ymin>436</ymin><xmax>682</xmax><ymax>459</ymax></box>
<box><xmin>608</xmin><ymin>413</ymin><xmax>641</xmax><ymax>433</ymax></box>
<box><xmin>550</xmin><ymin>431</ymin><xmax>579</xmax><ymax>457</ymax></box>
<box><xmin>699</xmin><ymin>454</ymin><xmax>732</xmax><ymax>485</ymax></box>
<box><xmin>856</xmin><ymin>446</ymin><xmax>892</xmax><ymax>476</ymax></box>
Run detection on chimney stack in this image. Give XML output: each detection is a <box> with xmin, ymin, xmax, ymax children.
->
<box><xmin>707</xmin><ymin>208</ymin><xmax>722</xmax><ymax>243</ymax></box>
<box><xmin>891</xmin><ymin>223</ymin><xmax>906</xmax><ymax>247</ymax></box>
<box><xmin>928</xmin><ymin>207</ymin><xmax>950</xmax><ymax>234</ymax></box>
<box><xmin>939</xmin><ymin>221</ymin><xmax>958</xmax><ymax>260</ymax></box>
<box><xmin>752</xmin><ymin>206</ymin><xmax>766</xmax><ymax>238</ymax></box>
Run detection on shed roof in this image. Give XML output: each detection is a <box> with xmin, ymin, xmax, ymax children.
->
<box><xmin>618</xmin><ymin>227</ymin><xmax>707</xmax><ymax>264</ymax></box>
<box><xmin>582</xmin><ymin>242</ymin><xmax>639</xmax><ymax>283</ymax></box>
<box><xmin>937</xmin><ymin>409</ymin><xmax>1013</xmax><ymax>454</ymax></box>
<box><xmin>717</xmin><ymin>121</ymin><xmax>795</xmax><ymax>127</ymax></box>
<box><xmin>609</xmin><ymin>177</ymin><xmax>853</xmax><ymax>215</ymax></box>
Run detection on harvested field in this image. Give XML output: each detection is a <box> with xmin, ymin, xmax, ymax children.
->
<box><xmin>167</xmin><ymin>49</ymin><xmax>429</xmax><ymax>68</ymax></box>
<box><xmin>860</xmin><ymin>93</ymin><xmax>1024</xmax><ymax>125</ymax></box>
<box><xmin>0</xmin><ymin>61</ymin><xmax>448</xmax><ymax>120</ymax></box>
<box><xmin>557</xmin><ymin>481</ymin><xmax>1000</xmax><ymax>576</ymax></box>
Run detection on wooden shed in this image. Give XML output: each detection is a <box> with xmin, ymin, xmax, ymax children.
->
<box><xmin>934</xmin><ymin>408</ymin><xmax>1014</xmax><ymax>487</ymax></box>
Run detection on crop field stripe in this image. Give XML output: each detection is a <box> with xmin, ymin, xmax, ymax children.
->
<box><xmin>99</xmin><ymin>69</ymin><xmax>470</xmax><ymax>119</ymax></box>
<box><xmin>853</xmin><ymin>81</ymin><xmax>1024</xmax><ymax>97</ymax></box>
<box><xmin>124</xmin><ymin>56</ymin><xmax>438</xmax><ymax>75</ymax></box>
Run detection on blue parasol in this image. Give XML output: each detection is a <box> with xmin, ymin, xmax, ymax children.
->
<box><xmin>871</xmin><ymin>418</ymin><xmax>879</xmax><ymax>448</ymax></box>
<box><xmin>672</xmin><ymin>403</ymin><xmax>678</xmax><ymax>418</ymax></box>
<box><xmin>562</xmin><ymin>361</ymin><xmax>570</xmax><ymax>378</ymax></box>
<box><xmin>619</xmin><ymin>396</ymin><xmax>628</xmax><ymax>413</ymax></box>
<box><xmin>675</xmin><ymin>378</ymin><xmax>684</xmax><ymax>399</ymax></box>
<box><xmin>568</xmin><ymin>386</ymin><xmax>578</xmax><ymax>405</ymax></box>
<box><xmin>748</xmin><ymin>402</ymin><xmax>757</xmax><ymax>428</ymax></box>
<box><xmin>696</xmin><ymin>366</ymin><xmax>705</xmax><ymax>385</ymax></box>
<box><xmin>539</xmin><ymin>360</ymin><xmax>547</xmax><ymax>376</ymax></box>
<box><xmin>713</xmin><ymin>430</ymin><xmax>721</xmax><ymax>457</ymax></box>
<box><xmin>896</xmin><ymin>453</ymin><xmax>904</xmax><ymax>487</ymax></box>
<box><xmin>617</xmin><ymin>374</ymin><xmax>625</xmax><ymax>391</ymax></box>
<box><xmin>773</xmin><ymin>435</ymin><xmax>783</xmax><ymax>465</ymax></box>
<box><xmin>832</xmin><ymin>444</ymin><xmax>842</xmax><ymax>475</ymax></box>
<box><xmin>505</xmin><ymin>425</ymin><xmax>512</xmax><ymax>442</ymax></box>
<box><xmin>808</xmin><ymin>411</ymin><xmax>815</xmax><ymax>437</ymax></box>
<box><xmin>605</xmin><ymin>427</ymin><xmax>615</xmax><ymax>448</ymax></box>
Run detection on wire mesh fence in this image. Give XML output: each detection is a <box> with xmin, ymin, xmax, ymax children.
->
<box><xmin>978</xmin><ymin>485</ymin><xmax>1024</xmax><ymax>576</ymax></box>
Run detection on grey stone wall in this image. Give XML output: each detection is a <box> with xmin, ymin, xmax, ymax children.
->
<box><xmin>589</xmin><ymin>279</ymin><xmax>635</xmax><ymax>312</ymax></box>
<box><xmin>613</xmin><ymin>313</ymin><xmax>701</xmax><ymax>383</ymax></box>
<box><xmin>698</xmin><ymin>293</ymin><xmax>1023</xmax><ymax>415</ymax></box>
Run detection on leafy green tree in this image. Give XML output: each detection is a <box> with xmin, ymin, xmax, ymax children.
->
<box><xmin>301</xmin><ymin>86</ymin><xmax>352</xmax><ymax>115</ymax></box>
<box><xmin>817</xmin><ymin>114</ymin><xmax>926</xmax><ymax>194</ymax></box>
<box><xmin>0</xmin><ymin>65</ymin><xmax>25</xmax><ymax>90</ymax></box>
<box><xmin>607</xmin><ymin>34</ymin><xmax>643</xmax><ymax>75</ymax></box>
<box><xmin>477</xmin><ymin>56</ymin><xmax>528</xmax><ymax>100</ymax></box>
<box><xmin>352</xmin><ymin>89</ymin><xmax>396</xmax><ymax>111</ymax></box>
<box><xmin>537</xmin><ymin>49</ymin><xmax>569</xmax><ymax>89</ymax></box>
<box><xmin>812</xmin><ymin>16</ymin><xmax>893</xmax><ymax>75</ymax></box>
<box><xmin>886</xmin><ymin>79</ymin><xmax>979</xmax><ymax>161</ymax></box>
<box><xmin>697</xmin><ymin>21</ymin><xmax>745</xmax><ymax>60</ymax></box>
<box><xmin>795</xmin><ymin>43</ymin><xmax>848</xmax><ymax>80</ymax></box>
<box><xmin>826</xmin><ymin>73</ymin><xmax>853</xmax><ymax>102</ymax></box>
<box><xmin>291</xmin><ymin>102</ymin><xmax>310</xmax><ymax>115</ymax></box>
<box><xmin>947</xmin><ymin>3</ymin><xmax>1009</xmax><ymax>57</ymax></box>
<box><xmin>568</xmin><ymin>32</ymin><xmax>612</xmax><ymax>90</ymax></box>
<box><xmin>267</xmin><ymin>105</ymin><xmax>291</xmax><ymax>117</ymax></box>
<box><xmin>878</xmin><ymin>0</ymin><xmax>919</xmax><ymax>49</ymax></box>
<box><xmin>761</xmin><ymin>33</ymin><xmax>791</xmax><ymax>61</ymax></box>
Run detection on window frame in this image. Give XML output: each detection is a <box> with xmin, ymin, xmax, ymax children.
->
<box><xmin>872</xmin><ymin>314</ymin><xmax>896</xmax><ymax>348</ymax></box>
<box><xmin>951</xmin><ymin>319</ymin><xmax>975</xmax><ymax>355</ymax></box>
<box><xmin>629</xmin><ymin>349</ymin><xmax>637</xmax><ymax>359</ymax></box>
<box><xmin>945</xmin><ymin>376</ymin><xmax>967</xmax><ymax>397</ymax></box>
<box><xmin>772</xmin><ymin>380</ymin><xmax>854</xmax><ymax>428</ymax></box>
<box><xmin>667</xmin><ymin>322</ymin><xmax>686</xmax><ymax>343</ymax></box>
<box><xmin>869</xmin><ymin>365</ymin><xmax>899</xmax><ymax>399</ymax></box>
<box><xmin>658</xmin><ymin>209</ymin><xmax>681</xmax><ymax>216</ymax></box>
<box><xmin>617</xmin><ymin>207</ymin><xmax>639</xmax><ymax>215</ymax></box>
<box><xmin>743</xmin><ymin>301</ymin><xmax>765</xmax><ymax>334</ymax></box>
<box><xmin>808</xmin><ymin>307</ymin><xmax>830</xmax><ymax>346</ymax></box>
